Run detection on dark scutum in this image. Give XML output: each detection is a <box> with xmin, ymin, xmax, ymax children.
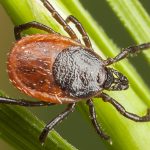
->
<box><xmin>53</xmin><ymin>46</ymin><xmax>106</xmax><ymax>98</ymax></box>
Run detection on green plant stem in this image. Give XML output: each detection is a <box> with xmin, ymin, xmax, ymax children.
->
<box><xmin>0</xmin><ymin>93</ymin><xmax>77</xmax><ymax>150</ymax></box>
<box><xmin>106</xmin><ymin>0</ymin><xmax>150</xmax><ymax>63</ymax></box>
<box><xmin>0</xmin><ymin>0</ymin><xmax>150</xmax><ymax>150</ymax></box>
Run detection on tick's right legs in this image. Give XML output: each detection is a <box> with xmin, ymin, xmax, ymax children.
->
<box><xmin>39</xmin><ymin>103</ymin><xmax>76</xmax><ymax>144</ymax></box>
<box><xmin>86</xmin><ymin>99</ymin><xmax>111</xmax><ymax>144</ymax></box>
<box><xmin>0</xmin><ymin>97</ymin><xmax>54</xmax><ymax>107</ymax></box>
<box><xmin>100</xmin><ymin>92</ymin><xmax>150</xmax><ymax>122</ymax></box>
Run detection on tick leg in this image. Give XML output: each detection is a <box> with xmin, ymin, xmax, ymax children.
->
<box><xmin>99</xmin><ymin>92</ymin><xmax>150</xmax><ymax>122</ymax></box>
<box><xmin>86</xmin><ymin>99</ymin><xmax>111</xmax><ymax>143</ymax></box>
<box><xmin>42</xmin><ymin>0</ymin><xmax>78</xmax><ymax>41</ymax></box>
<box><xmin>39</xmin><ymin>103</ymin><xmax>76</xmax><ymax>144</ymax></box>
<box><xmin>104</xmin><ymin>43</ymin><xmax>150</xmax><ymax>66</ymax></box>
<box><xmin>66</xmin><ymin>15</ymin><xmax>92</xmax><ymax>48</ymax></box>
<box><xmin>0</xmin><ymin>97</ymin><xmax>54</xmax><ymax>107</ymax></box>
<box><xmin>14</xmin><ymin>21</ymin><xmax>56</xmax><ymax>40</ymax></box>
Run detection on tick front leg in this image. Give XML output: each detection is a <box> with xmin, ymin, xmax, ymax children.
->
<box><xmin>86</xmin><ymin>99</ymin><xmax>111</xmax><ymax>144</ymax></box>
<box><xmin>66</xmin><ymin>15</ymin><xmax>92</xmax><ymax>48</ymax></box>
<box><xmin>104</xmin><ymin>43</ymin><xmax>150</xmax><ymax>66</ymax></box>
<box><xmin>0</xmin><ymin>97</ymin><xmax>54</xmax><ymax>107</ymax></box>
<box><xmin>39</xmin><ymin>103</ymin><xmax>76</xmax><ymax>144</ymax></box>
<box><xmin>99</xmin><ymin>92</ymin><xmax>150</xmax><ymax>122</ymax></box>
<box><xmin>14</xmin><ymin>21</ymin><xmax>56</xmax><ymax>40</ymax></box>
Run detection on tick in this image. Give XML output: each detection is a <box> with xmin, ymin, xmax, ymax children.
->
<box><xmin>1</xmin><ymin>0</ymin><xmax>150</xmax><ymax>144</ymax></box>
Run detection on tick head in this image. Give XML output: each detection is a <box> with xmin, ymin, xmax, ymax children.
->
<box><xmin>104</xmin><ymin>68</ymin><xmax>129</xmax><ymax>91</ymax></box>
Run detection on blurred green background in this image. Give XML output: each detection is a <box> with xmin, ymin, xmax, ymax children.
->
<box><xmin>0</xmin><ymin>0</ymin><xmax>150</xmax><ymax>149</ymax></box>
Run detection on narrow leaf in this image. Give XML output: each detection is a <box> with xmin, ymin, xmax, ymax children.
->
<box><xmin>0</xmin><ymin>0</ymin><xmax>150</xmax><ymax>150</ymax></box>
<box><xmin>106</xmin><ymin>0</ymin><xmax>150</xmax><ymax>63</ymax></box>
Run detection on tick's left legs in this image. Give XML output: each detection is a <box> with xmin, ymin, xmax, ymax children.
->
<box><xmin>105</xmin><ymin>43</ymin><xmax>150</xmax><ymax>66</ymax></box>
<box><xmin>66</xmin><ymin>15</ymin><xmax>92</xmax><ymax>49</ymax></box>
<box><xmin>39</xmin><ymin>103</ymin><xmax>76</xmax><ymax>144</ymax></box>
<box><xmin>14</xmin><ymin>21</ymin><xmax>56</xmax><ymax>40</ymax></box>
<box><xmin>86</xmin><ymin>99</ymin><xmax>111</xmax><ymax>143</ymax></box>
<box><xmin>42</xmin><ymin>0</ymin><xmax>78</xmax><ymax>41</ymax></box>
<box><xmin>99</xmin><ymin>92</ymin><xmax>150</xmax><ymax>122</ymax></box>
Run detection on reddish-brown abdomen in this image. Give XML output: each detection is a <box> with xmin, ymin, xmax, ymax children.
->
<box><xmin>7</xmin><ymin>34</ymin><xmax>81</xmax><ymax>104</ymax></box>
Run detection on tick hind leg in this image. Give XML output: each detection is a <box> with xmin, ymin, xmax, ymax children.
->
<box><xmin>42</xmin><ymin>0</ymin><xmax>78</xmax><ymax>41</ymax></box>
<box><xmin>39</xmin><ymin>103</ymin><xmax>76</xmax><ymax>144</ymax></box>
<box><xmin>86</xmin><ymin>99</ymin><xmax>111</xmax><ymax>144</ymax></box>
<box><xmin>66</xmin><ymin>15</ymin><xmax>92</xmax><ymax>48</ymax></box>
<box><xmin>14</xmin><ymin>21</ymin><xmax>56</xmax><ymax>40</ymax></box>
<box><xmin>100</xmin><ymin>92</ymin><xmax>150</xmax><ymax>122</ymax></box>
<box><xmin>0</xmin><ymin>97</ymin><xmax>54</xmax><ymax>107</ymax></box>
<box><xmin>105</xmin><ymin>43</ymin><xmax>150</xmax><ymax>66</ymax></box>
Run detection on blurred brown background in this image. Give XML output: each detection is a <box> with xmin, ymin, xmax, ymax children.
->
<box><xmin>0</xmin><ymin>0</ymin><xmax>150</xmax><ymax>149</ymax></box>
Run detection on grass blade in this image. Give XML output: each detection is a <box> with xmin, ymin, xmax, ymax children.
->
<box><xmin>1</xmin><ymin>0</ymin><xmax>150</xmax><ymax>150</ymax></box>
<box><xmin>106</xmin><ymin>0</ymin><xmax>150</xmax><ymax>63</ymax></box>
<box><xmin>0</xmin><ymin>93</ymin><xmax>77</xmax><ymax>150</ymax></box>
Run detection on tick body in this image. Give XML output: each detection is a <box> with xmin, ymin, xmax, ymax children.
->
<box><xmin>8</xmin><ymin>34</ymin><xmax>81</xmax><ymax>104</ymax></box>
<box><xmin>1</xmin><ymin>0</ymin><xmax>150</xmax><ymax>145</ymax></box>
